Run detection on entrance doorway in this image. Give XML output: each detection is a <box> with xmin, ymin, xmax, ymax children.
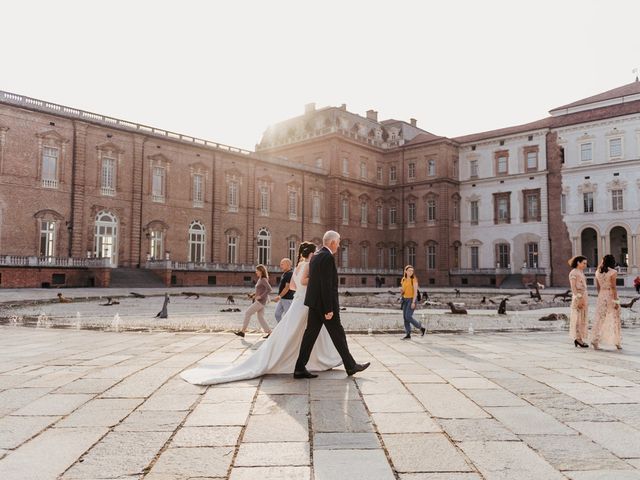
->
<box><xmin>94</xmin><ymin>211</ymin><xmax>118</xmax><ymax>267</ymax></box>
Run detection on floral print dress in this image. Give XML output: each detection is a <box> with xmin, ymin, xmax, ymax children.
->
<box><xmin>591</xmin><ymin>269</ymin><xmax>622</xmax><ymax>347</ymax></box>
<box><xmin>568</xmin><ymin>268</ymin><xmax>588</xmax><ymax>342</ymax></box>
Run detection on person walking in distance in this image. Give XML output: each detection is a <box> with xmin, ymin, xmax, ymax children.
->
<box><xmin>274</xmin><ymin>258</ymin><xmax>294</xmax><ymax>323</ymax></box>
<box><xmin>235</xmin><ymin>264</ymin><xmax>272</xmax><ymax>339</ymax></box>
<box><xmin>293</xmin><ymin>230</ymin><xmax>370</xmax><ymax>379</ymax></box>
<box><xmin>400</xmin><ymin>265</ymin><xmax>426</xmax><ymax>339</ymax></box>
<box><xmin>568</xmin><ymin>255</ymin><xmax>589</xmax><ymax>348</ymax></box>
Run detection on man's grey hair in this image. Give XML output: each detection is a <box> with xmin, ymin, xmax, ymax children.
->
<box><xmin>280</xmin><ymin>258</ymin><xmax>292</xmax><ymax>266</ymax></box>
<box><xmin>323</xmin><ymin>230</ymin><xmax>340</xmax><ymax>245</ymax></box>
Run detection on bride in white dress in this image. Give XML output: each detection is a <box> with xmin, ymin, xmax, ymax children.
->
<box><xmin>181</xmin><ymin>242</ymin><xmax>342</xmax><ymax>385</ymax></box>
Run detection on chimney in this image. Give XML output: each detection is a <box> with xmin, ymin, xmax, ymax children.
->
<box><xmin>366</xmin><ymin>109</ymin><xmax>378</xmax><ymax>122</ymax></box>
<box><xmin>340</xmin><ymin>103</ymin><xmax>347</xmax><ymax>111</ymax></box>
<box><xmin>305</xmin><ymin>103</ymin><xmax>316</xmax><ymax>114</ymax></box>
<box><xmin>410</xmin><ymin>118</ymin><xmax>417</xmax><ymax>127</ymax></box>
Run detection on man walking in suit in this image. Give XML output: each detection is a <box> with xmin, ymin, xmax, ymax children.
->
<box><xmin>294</xmin><ymin>230</ymin><xmax>370</xmax><ymax>379</ymax></box>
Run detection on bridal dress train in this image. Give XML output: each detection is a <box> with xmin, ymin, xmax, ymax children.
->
<box><xmin>180</xmin><ymin>262</ymin><xmax>342</xmax><ymax>385</ymax></box>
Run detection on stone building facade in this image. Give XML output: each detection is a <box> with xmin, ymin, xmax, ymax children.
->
<box><xmin>1</xmin><ymin>81</ymin><xmax>640</xmax><ymax>288</ymax></box>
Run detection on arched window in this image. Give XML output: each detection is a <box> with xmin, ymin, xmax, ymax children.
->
<box><xmin>188</xmin><ymin>221</ymin><xmax>206</xmax><ymax>263</ymax></box>
<box><xmin>257</xmin><ymin>228</ymin><xmax>271</xmax><ymax>265</ymax></box>
<box><xmin>94</xmin><ymin>211</ymin><xmax>118</xmax><ymax>266</ymax></box>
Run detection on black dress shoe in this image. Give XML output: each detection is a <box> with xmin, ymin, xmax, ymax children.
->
<box><xmin>402</xmin><ymin>334</ymin><xmax>411</xmax><ymax>340</ymax></box>
<box><xmin>346</xmin><ymin>362</ymin><xmax>371</xmax><ymax>376</ymax></box>
<box><xmin>420</xmin><ymin>327</ymin><xmax>426</xmax><ymax>336</ymax></box>
<box><xmin>293</xmin><ymin>370</ymin><xmax>318</xmax><ymax>379</ymax></box>
<box><xmin>234</xmin><ymin>331</ymin><xmax>245</xmax><ymax>338</ymax></box>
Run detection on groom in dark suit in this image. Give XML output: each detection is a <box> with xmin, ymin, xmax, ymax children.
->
<box><xmin>294</xmin><ymin>230</ymin><xmax>370</xmax><ymax>379</ymax></box>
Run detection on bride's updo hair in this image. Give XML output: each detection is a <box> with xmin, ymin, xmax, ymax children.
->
<box><xmin>297</xmin><ymin>241</ymin><xmax>316</xmax><ymax>264</ymax></box>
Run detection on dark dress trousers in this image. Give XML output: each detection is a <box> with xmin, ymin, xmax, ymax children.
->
<box><xmin>295</xmin><ymin>246</ymin><xmax>356</xmax><ymax>372</ymax></box>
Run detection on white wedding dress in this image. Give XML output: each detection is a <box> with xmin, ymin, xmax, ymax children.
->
<box><xmin>181</xmin><ymin>261</ymin><xmax>343</xmax><ymax>385</ymax></box>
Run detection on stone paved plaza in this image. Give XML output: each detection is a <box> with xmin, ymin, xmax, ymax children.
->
<box><xmin>1</xmin><ymin>327</ymin><xmax>640</xmax><ymax>479</ymax></box>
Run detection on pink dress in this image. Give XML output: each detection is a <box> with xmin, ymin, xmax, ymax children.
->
<box><xmin>568</xmin><ymin>268</ymin><xmax>588</xmax><ymax>341</ymax></box>
<box><xmin>591</xmin><ymin>269</ymin><xmax>622</xmax><ymax>347</ymax></box>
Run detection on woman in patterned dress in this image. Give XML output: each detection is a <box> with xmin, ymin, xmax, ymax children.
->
<box><xmin>568</xmin><ymin>255</ymin><xmax>589</xmax><ymax>348</ymax></box>
<box><xmin>591</xmin><ymin>254</ymin><xmax>622</xmax><ymax>350</ymax></box>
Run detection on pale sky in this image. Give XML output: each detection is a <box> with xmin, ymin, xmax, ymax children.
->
<box><xmin>2</xmin><ymin>0</ymin><xmax>639</xmax><ymax>150</ymax></box>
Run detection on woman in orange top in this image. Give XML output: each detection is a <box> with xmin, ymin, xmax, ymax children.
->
<box><xmin>400</xmin><ymin>265</ymin><xmax>426</xmax><ymax>339</ymax></box>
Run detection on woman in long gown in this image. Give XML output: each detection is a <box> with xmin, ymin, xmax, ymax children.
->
<box><xmin>568</xmin><ymin>255</ymin><xmax>589</xmax><ymax>348</ymax></box>
<box><xmin>591</xmin><ymin>254</ymin><xmax>622</xmax><ymax>350</ymax></box>
<box><xmin>181</xmin><ymin>242</ymin><xmax>342</xmax><ymax>385</ymax></box>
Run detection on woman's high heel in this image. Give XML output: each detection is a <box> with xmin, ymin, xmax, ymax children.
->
<box><xmin>574</xmin><ymin>340</ymin><xmax>579</xmax><ymax>348</ymax></box>
<box><xmin>574</xmin><ymin>340</ymin><xmax>588</xmax><ymax>348</ymax></box>
<box><xmin>616</xmin><ymin>344</ymin><xmax>622</xmax><ymax>350</ymax></box>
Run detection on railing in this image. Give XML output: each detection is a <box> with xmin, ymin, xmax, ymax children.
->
<box><xmin>101</xmin><ymin>186</ymin><xmax>115</xmax><ymax>196</ymax></box>
<box><xmin>192</xmin><ymin>200</ymin><xmax>204</xmax><ymax>208</ymax></box>
<box><xmin>521</xmin><ymin>268</ymin><xmax>548</xmax><ymax>275</ymax></box>
<box><xmin>450</xmin><ymin>268</ymin><xmax>506</xmax><ymax>275</ymax></box>
<box><xmin>41</xmin><ymin>179</ymin><xmax>58</xmax><ymax>189</ymax></box>
<box><xmin>585</xmin><ymin>267</ymin><xmax>628</xmax><ymax>274</ymax></box>
<box><xmin>338</xmin><ymin>267</ymin><xmax>402</xmax><ymax>275</ymax></box>
<box><xmin>152</xmin><ymin>194</ymin><xmax>165</xmax><ymax>203</ymax></box>
<box><xmin>0</xmin><ymin>255</ymin><xmax>110</xmax><ymax>268</ymax></box>
<box><xmin>0</xmin><ymin>90</ymin><xmax>253</xmax><ymax>156</ymax></box>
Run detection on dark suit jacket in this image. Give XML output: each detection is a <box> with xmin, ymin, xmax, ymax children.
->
<box><xmin>304</xmin><ymin>246</ymin><xmax>339</xmax><ymax>314</ymax></box>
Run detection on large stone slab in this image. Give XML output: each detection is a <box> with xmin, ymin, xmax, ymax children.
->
<box><xmin>138</xmin><ymin>393</ymin><xmax>199</xmax><ymax>411</ymax></box>
<box><xmin>310</xmin><ymin>380</ymin><xmax>361</xmax><ymax>400</ymax></box>
<box><xmin>371</xmin><ymin>412</ymin><xmax>442</xmax><ymax>433</ymax></box>
<box><xmin>0</xmin><ymin>415</ymin><xmax>61</xmax><ymax>449</ymax></box>
<box><xmin>440</xmin><ymin>419</ymin><xmax>518</xmax><ymax>441</ymax></box>
<box><xmin>564</xmin><ymin>471</ymin><xmax>640</xmax><ymax>480</ymax></box>
<box><xmin>253</xmin><ymin>394</ymin><xmax>309</xmax><ymax>415</ymax></box>
<box><xmin>363</xmin><ymin>394</ymin><xmax>424</xmax><ymax>413</ymax></box>
<box><xmin>460</xmin><ymin>388</ymin><xmax>527</xmax><ymax>407</ymax></box>
<box><xmin>383</xmin><ymin>433</ymin><xmax>471</xmax><ymax>472</ymax></box>
<box><xmin>0</xmin><ymin>387</ymin><xmax>54</xmax><ymax>415</ymax></box>
<box><xmin>486</xmin><ymin>406</ymin><xmax>575</xmax><ymax>435</ymax></box>
<box><xmin>522</xmin><ymin>392</ymin><xmax>615</xmax><ymax>423</ymax></box>
<box><xmin>113</xmin><ymin>409</ymin><xmax>186</xmax><ymax>432</ymax></box>
<box><xmin>229</xmin><ymin>466</ymin><xmax>311</xmax><ymax>480</ymax></box>
<box><xmin>12</xmin><ymin>393</ymin><xmax>93</xmax><ymax>416</ymax></box>
<box><xmin>459</xmin><ymin>441</ymin><xmax>565</xmax><ymax>480</ymax></box>
<box><xmin>184</xmin><ymin>402</ymin><xmax>251</xmax><ymax>426</ymax></box>
<box><xmin>243</xmin><ymin>413</ymin><xmax>309</xmax><ymax>442</ymax></box>
<box><xmin>313</xmin><ymin>449</ymin><xmax>395</xmax><ymax>480</ymax></box>
<box><xmin>171</xmin><ymin>426</ymin><xmax>241</xmax><ymax>447</ymax></box>
<box><xmin>57</xmin><ymin>398</ymin><xmax>142</xmax><ymax>427</ymax></box>
<box><xmin>398</xmin><ymin>474</ymin><xmax>482</xmax><ymax>480</ymax></box>
<box><xmin>568</xmin><ymin>421</ymin><xmax>640</xmax><ymax>458</ymax></box>
<box><xmin>311</xmin><ymin>400</ymin><xmax>373</xmax><ymax>433</ymax></box>
<box><xmin>314</xmin><ymin>432</ymin><xmax>380</xmax><ymax>449</ymax></box>
<box><xmin>520</xmin><ymin>434</ymin><xmax>632</xmax><ymax>471</ymax></box>
<box><xmin>234</xmin><ymin>442</ymin><xmax>310</xmax><ymax>466</ymax></box>
<box><xmin>0</xmin><ymin>427</ymin><xmax>107</xmax><ymax>480</ymax></box>
<box><xmin>408</xmin><ymin>384</ymin><xmax>489</xmax><ymax>419</ymax></box>
<box><xmin>62</xmin><ymin>430</ymin><xmax>173</xmax><ymax>479</ymax></box>
<box><xmin>146</xmin><ymin>446</ymin><xmax>234</xmax><ymax>478</ymax></box>
<box><xmin>202</xmin><ymin>386</ymin><xmax>257</xmax><ymax>403</ymax></box>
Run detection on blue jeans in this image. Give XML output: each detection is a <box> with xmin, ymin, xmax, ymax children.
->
<box><xmin>401</xmin><ymin>298</ymin><xmax>422</xmax><ymax>335</ymax></box>
<box><xmin>274</xmin><ymin>298</ymin><xmax>293</xmax><ymax>323</ymax></box>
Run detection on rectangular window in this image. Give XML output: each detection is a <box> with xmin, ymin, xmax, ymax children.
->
<box><xmin>470</xmin><ymin>201</ymin><xmax>479</xmax><ymax>225</ymax></box>
<box><xmin>493</xmin><ymin>192</ymin><xmax>511</xmax><ymax>224</ymax></box>
<box><xmin>612</xmin><ymin>189</ymin><xmax>623</xmax><ymax>211</ymax></box>
<box><xmin>580</xmin><ymin>143</ymin><xmax>592</xmax><ymax>162</ymax></box>
<box><xmin>288</xmin><ymin>190</ymin><xmax>297</xmax><ymax>219</ymax></box>
<box><xmin>408</xmin><ymin>202</ymin><xmax>416</xmax><ymax>224</ymax></box>
<box><xmin>470</xmin><ymin>246</ymin><xmax>479</xmax><ymax>270</ymax></box>
<box><xmin>377</xmin><ymin>247</ymin><xmax>384</xmax><ymax>269</ymax></box>
<box><xmin>341</xmin><ymin>245</ymin><xmax>349</xmax><ymax>268</ymax></box>
<box><xmin>496</xmin><ymin>243</ymin><xmax>510</xmax><ymax>269</ymax></box>
<box><xmin>427</xmin><ymin>159</ymin><xmax>436</xmax><ymax>176</ymax></box>
<box><xmin>361</xmin><ymin>202</ymin><xmax>368</xmax><ymax>225</ymax></box>
<box><xmin>342</xmin><ymin>198</ymin><xmax>349</xmax><ymax>225</ymax></box>
<box><xmin>609</xmin><ymin>138</ymin><xmax>622</xmax><ymax>158</ymax></box>
<box><xmin>470</xmin><ymin>160</ymin><xmax>478</xmax><ymax>178</ymax></box>
<box><xmin>526</xmin><ymin>242</ymin><xmax>539</xmax><ymax>268</ymax></box>
<box><xmin>523</xmin><ymin>189</ymin><xmax>541</xmax><ymax>222</ymax></box>
<box><xmin>312</xmin><ymin>194</ymin><xmax>321</xmax><ymax>223</ymax></box>
<box><xmin>561</xmin><ymin>194</ymin><xmax>567</xmax><ymax>215</ymax></box>
<box><xmin>360</xmin><ymin>162</ymin><xmax>367</xmax><ymax>179</ymax></box>
<box><xmin>376</xmin><ymin>205</ymin><xmax>383</xmax><ymax>228</ymax></box>
<box><xmin>407</xmin><ymin>246</ymin><xmax>416</xmax><ymax>266</ymax></box>
<box><xmin>496</xmin><ymin>156</ymin><xmax>508</xmax><ymax>175</ymax></box>
<box><xmin>427</xmin><ymin>200</ymin><xmax>436</xmax><ymax>223</ymax></box>
<box><xmin>288</xmin><ymin>240</ymin><xmax>297</xmax><ymax>263</ymax></box>
<box><xmin>526</xmin><ymin>151</ymin><xmax>538</xmax><ymax>172</ymax></box>
<box><xmin>42</xmin><ymin>146</ymin><xmax>58</xmax><ymax>188</ymax></box>
<box><xmin>192</xmin><ymin>174</ymin><xmax>203</xmax><ymax>207</ymax></box>
<box><xmin>389</xmin><ymin>206</ymin><xmax>397</xmax><ymax>226</ymax></box>
<box><xmin>453</xmin><ymin>200</ymin><xmax>460</xmax><ymax>223</ymax></box>
<box><xmin>408</xmin><ymin>162</ymin><xmax>416</xmax><ymax>179</ymax></box>
<box><xmin>389</xmin><ymin>247</ymin><xmax>397</xmax><ymax>269</ymax></box>
<box><xmin>101</xmin><ymin>157</ymin><xmax>116</xmax><ymax>196</ymax></box>
<box><xmin>361</xmin><ymin>246</ymin><xmax>368</xmax><ymax>269</ymax></box>
<box><xmin>227</xmin><ymin>236</ymin><xmax>237</xmax><ymax>263</ymax></box>
<box><xmin>260</xmin><ymin>186</ymin><xmax>269</xmax><ymax>215</ymax></box>
<box><xmin>376</xmin><ymin>166</ymin><xmax>383</xmax><ymax>182</ymax></box>
<box><xmin>583</xmin><ymin>192</ymin><xmax>594</xmax><ymax>213</ymax></box>
<box><xmin>150</xmin><ymin>231</ymin><xmax>163</xmax><ymax>260</ymax></box>
<box><xmin>389</xmin><ymin>166</ymin><xmax>397</xmax><ymax>183</ymax></box>
<box><xmin>228</xmin><ymin>181</ymin><xmax>239</xmax><ymax>211</ymax></box>
<box><xmin>426</xmin><ymin>245</ymin><xmax>436</xmax><ymax>270</ymax></box>
<box><xmin>152</xmin><ymin>166</ymin><xmax>165</xmax><ymax>202</ymax></box>
<box><xmin>342</xmin><ymin>158</ymin><xmax>349</xmax><ymax>176</ymax></box>
<box><xmin>39</xmin><ymin>220</ymin><xmax>55</xmax><ymax>257</ymax></box>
